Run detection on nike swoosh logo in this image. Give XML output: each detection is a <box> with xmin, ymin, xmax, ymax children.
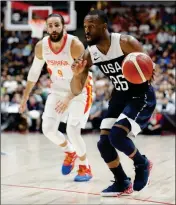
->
<box><xmin>94</xmin><ymin>57</ymin><xmax>100</xmax><ymax>61</ymax></box>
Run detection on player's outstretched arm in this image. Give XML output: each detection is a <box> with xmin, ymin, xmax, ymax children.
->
<box><xmin>19</xmin><ymin>40</ymin><xmax>45</xmax><ymax>113</ymax></box>
<box><xmin>70</xmin><ymin>48</ymin><xmax>92</xmax><ymax>96</ymax></box>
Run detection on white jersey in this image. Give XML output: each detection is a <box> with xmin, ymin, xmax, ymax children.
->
<box><xmin>42</xmin><ymin>33</ymin><xmax>90</xmax><ymax>96</ymax></box>
<box><xmin>88</xmin><ymin>33</ymin><xmax>123</xmax><ymax>64</ymax></box>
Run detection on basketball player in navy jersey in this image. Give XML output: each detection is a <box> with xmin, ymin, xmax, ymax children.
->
<box><xmin>70</xmin><ymin>10</ymin><xmax>156</xmax><ymax>196</ymax></box>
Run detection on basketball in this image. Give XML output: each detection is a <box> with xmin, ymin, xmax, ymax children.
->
<box><xmin>122</xmin><ymin>52</ymin><xmax>153</xmax><ymax>84</ymax></box>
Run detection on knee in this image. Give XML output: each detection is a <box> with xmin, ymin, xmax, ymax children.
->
<box><xmin>42</xmin><ymin>122</ymin><xmax>50</xmax><ymax>137</ymax></box>
<box><xmin>109</xmin><ymin>118</ymin><xmax>131</xmax><ymax>147</ymax></box>
<box><xmin>97</xmin><ymin>137</ymin><xmax>108</xmax><ymax>152</ymax></box>
<box><xmin>97</xmin><ymin>130</ymin><xmax>110</xmax><ymax>152</ymax></box>
<box><xmin>42</xmin><ymin>120</ymin><xmax>55</xmax><ymax>137</ymax></box>
<box><xmin>97</xmin><ymin>134</ymin><xmax>117</xmax><ymax>163</ymax></box>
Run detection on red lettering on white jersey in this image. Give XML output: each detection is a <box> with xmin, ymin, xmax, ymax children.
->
<box><xmin>46</xmin><ymin>60</ymin><xmax>69</xmax><ymax>66</ymax></box>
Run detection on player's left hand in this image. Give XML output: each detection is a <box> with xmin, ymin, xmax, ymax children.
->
<box><xmin>55</xmin><ymin>98</ymin><xmax>70</xmax><ymax>113</ymax></box>
<box><xmin>55</xmin><ymin>94</ymin><xmax>74</xmax><ymax>113</ymax></box>
<box><xmin>71</xmin><ymin>57</ymin><xmax>87</xmax><ymax>76</ymax></box>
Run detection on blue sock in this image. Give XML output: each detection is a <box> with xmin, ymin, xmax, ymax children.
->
<box><xmin>132</xmin><ymin>150</ymin><xmax>146</xmax><ymax>165</ymax></box>
<box><xmin>110</xmin><ymin>163</ymin><xmax>128</xmax><ymax>183</ymax></box>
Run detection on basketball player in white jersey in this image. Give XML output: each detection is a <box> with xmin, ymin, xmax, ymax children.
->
<box><xmin>19</xmin><ymin>14</ymin><xmax>93</xmax><ymax>182</ymax></box>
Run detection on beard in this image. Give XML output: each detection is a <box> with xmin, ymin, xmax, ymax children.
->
<box><xmin>86</xmin><ymin>36</ymin><xmax>101</xmax><ymax>46</ymax></box>
<box><xmin>49</xmin><ymin>29</ymin><xmax>64</xmax><ymax>42</ymax></box>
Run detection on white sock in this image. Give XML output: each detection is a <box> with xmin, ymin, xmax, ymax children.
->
<box><xmin>79</xmin><ymin>158</ymin><xmax>89</xmax><ymax>168</ymax></box>
<box><xmin>61</xmin><ymin>140</ymin><xmax>75</xmax><ymax>153</ymax></box>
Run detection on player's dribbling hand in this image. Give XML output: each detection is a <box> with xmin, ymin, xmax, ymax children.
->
<box><xmin>150</xmin><ymin>69</ymin><xmax>156</xmax><ymax>83</ymax></box>
<box><xmin>71</xmin><ymin>57</ymin><xmax>87</xmax><ymax>76</ymax></box>
<box><xmin>149</xmin><ymin>63</ymin><xmax>158</xmax><ymax>84</ymax></box>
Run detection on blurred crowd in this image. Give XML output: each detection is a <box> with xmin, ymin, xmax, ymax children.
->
<box><xmin>1</xmin><ymin>2</ymin><xmax>175</xmax><ymax>133</ymax></box>
<box><xmin>88</xmin><ymin>3</ymin><xmax>175</xmax><ymax>132</ymax></box>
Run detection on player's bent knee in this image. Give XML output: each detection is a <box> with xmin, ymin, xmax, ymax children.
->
<box><xmin>42</xmin><ymin>120</ymin><xmax>66</xmax><ymax>145</ymax></box>
<box><xmin>42</xmin><ymin>122</ymin><xmax>50</xmax><ymax>137</ymax></box>
<box><xmin>97</xmin><ymin>135</ymin><xmax>117</xmax><ymax>163</ymax></box>
<box><xmin>110</xmin><ymin>118</ymin><xmax>131</xmax><ymax>143</ymax></box>
<box><xmin>42</xmin><ymin>118</ymin><xmax>56</xmax><ymax>138</ymax></box>
<box><xmin>109</xmin><ymin>126</ymin><xmax>129</xmax><ymax>147</ymax></box>
<box><xmin>97</xmin><ymin>136</ymin><xmax>108</xmax><ymax>152</ymax></box>
<box><xmin>109</xmin><ymin>118</ymin><xmax>135</xmax><ymax>155</ymax></box>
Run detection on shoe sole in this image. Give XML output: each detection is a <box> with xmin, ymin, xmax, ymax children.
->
<box><xmin>101</xmin><ymin>183</ymin><xmax>134</xmax><ymax>197</ymax></box>
<box><xmin>133</xmin><ymin>160</ymin><xmax>153</xmax><ymax>193</ymax></box>
<box><xmin>74</xmin><ymin>176</ymin><xmax>93</xmax><ymax>182</ymax></box>
<box><xmin>62</xmin><ymin>166</ymin><xmax>74</xmax><ymax>175</ymax></box>
<box><xmin>101</xmin><ymin>191</ymin><xmax>133</xmax><ymax>197</ymax></box>
<box><xmin>62</xmin><ymin>155</ymin><xmax>78</xmax><ymax>175</ymax></box>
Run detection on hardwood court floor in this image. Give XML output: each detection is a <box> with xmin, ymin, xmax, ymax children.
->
<box><xmin>1</xmin><ymin>132</ymin><xmax>175</xmax><ymax>204</ymax></box>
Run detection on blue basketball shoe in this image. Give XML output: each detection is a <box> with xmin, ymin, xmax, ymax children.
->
<box><xmin>133</xmin><ymin>156</ymin><xmax>153</xmax><ymax>191</ymax></box>
<box><xmin>61</xmin><ymin>152</ymin><xmax>77</xmax><ymax>175</ymax></box>
<box><xmin>101</xmin><ymin>178</ymin><xmax>133</xmax><ymax>197</ymax></box>
<box><xmin>74</xmin><ymin>165</ymin><xmax>93</xmax><ymax>182</ymax></box>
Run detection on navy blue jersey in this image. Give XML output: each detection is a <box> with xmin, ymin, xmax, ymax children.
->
<box><xmin>88</xmin><ymin>33</ymin><xmax>149</xmax><ymax>97</ymax></box>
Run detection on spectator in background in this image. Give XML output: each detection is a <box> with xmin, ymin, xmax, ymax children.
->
<box><xmin>143</xmin><ymin>108</ymin><xmax>164</xmax><ymax>135</ymax></box>
<box><xmin>3</xmin><ymin>75</ymin><xmax>18</xmax><ymax>96</ymax></box>
<box><xmin>1</xmin><ymin>94</ymin><xmax>10</xmax><ymax>113</ymax></box>
<box><xmin>156</xmin><ymin>28</ymin><xmax>169</xmax><ymax>44</ymax></box>
<box><xmin>8</xmin><ymin>93</ymin><xmax>21</xmax><ymax>113</ymax></box>
<box><xmin>143</xmin><ymin>39</ymin><xmax>153</xmax><ymax>53</ymax></box>
<box><xmin>1</xmin><ymin>2</ymin><xmax>175</xmax><ymax>133</ymax></box>
<box><xmin>27</xmin><ymin>96</ymin><xmax>43</xmax><ymax>131</ymax></box>
<box><xmin>7</xmin><ymin>31</ymin><xmax>19</xmax><ymax>47</ymax></box>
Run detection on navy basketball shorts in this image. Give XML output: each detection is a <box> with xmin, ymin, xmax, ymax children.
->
<box><xmin>100</xmin><ymin>86</ymin><xmax>156</xmax><ymax>136</ymax></box>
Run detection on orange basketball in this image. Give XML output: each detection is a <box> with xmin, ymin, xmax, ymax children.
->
<box><xmin>122</xmin><ymin>52</ymin><xmax>153</xmax><ymax>84</ymax></box>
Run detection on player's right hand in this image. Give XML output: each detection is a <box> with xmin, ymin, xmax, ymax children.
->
<box><xmin>19</xmin><ymin>100</ymin><xmax>27</xmax><ymax>113</ymax></box>
<box><xmin>71</xmin><ymin>57</ymin><xmax>87</xmax><ymax>76</ymax></box>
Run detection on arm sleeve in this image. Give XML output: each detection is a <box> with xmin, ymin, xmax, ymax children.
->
<box><xmin>27</xmin><ymin>56</ymin><xmax>45</xmax><ymax>82</ymax></box>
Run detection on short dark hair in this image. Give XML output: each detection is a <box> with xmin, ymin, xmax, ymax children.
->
<box><xmin>46</xmin><ymin>13</ymin><xmax>65</xmax><ymax>25</ymax></box>
<box><xmin>87</xmin><ymin>9</ymin><xmax>108</xmax><ymax>24</ymax></box>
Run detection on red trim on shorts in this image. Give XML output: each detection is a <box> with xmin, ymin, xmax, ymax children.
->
<box><xmin>84</xmin><ymin>76</ymin><xmax>93</xmax><ymax>114</ymax></box>
<box><xmin>48</xmin><ymin>34</ymin><xmax>68</xmax><ymax>55</ymax></box>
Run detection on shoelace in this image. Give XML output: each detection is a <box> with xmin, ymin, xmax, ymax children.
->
<box><xmin>77</xmin><ymin>165</ymin><xmax>87</xmax><ymax>176</ymax></box>
<box><xmin>108</xmin><ymin>180</ymin><xmax>132</xmax><ymax>197</ymax></box>
<box><xmin>64</xmin><ymin>152</ymin><xmax>75</xmax><ymax>165</ymax></box>
<box><xmin>117</xmin><ymin>183</ymin><xmax>133</xmax><ymax>198</ymax></box>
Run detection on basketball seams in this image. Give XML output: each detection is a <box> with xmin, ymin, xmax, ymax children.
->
<box><xmin>129</xmin><ymin>54</ymin><xmax>146</xmax><ymax>82</ymax></box>
<box><xmin>133</xmin><ymin>58</ymin><xmax>146</xmax><ymax>82</ymax></box>
<box><xmin>136</xmin><ymin>55</ymin><xmax>153</xmax><ymax>78</ymax></box>
<box><xmin>122</xmin><ymin>52</ymin><xmax>153</xmax><ymax>84</ymax></box>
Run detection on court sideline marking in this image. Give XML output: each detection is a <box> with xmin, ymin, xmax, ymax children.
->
<box><xmin>1</xmin><ymin>183</ymin><xmax>174</xmax><ymax>205</ymax></box>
